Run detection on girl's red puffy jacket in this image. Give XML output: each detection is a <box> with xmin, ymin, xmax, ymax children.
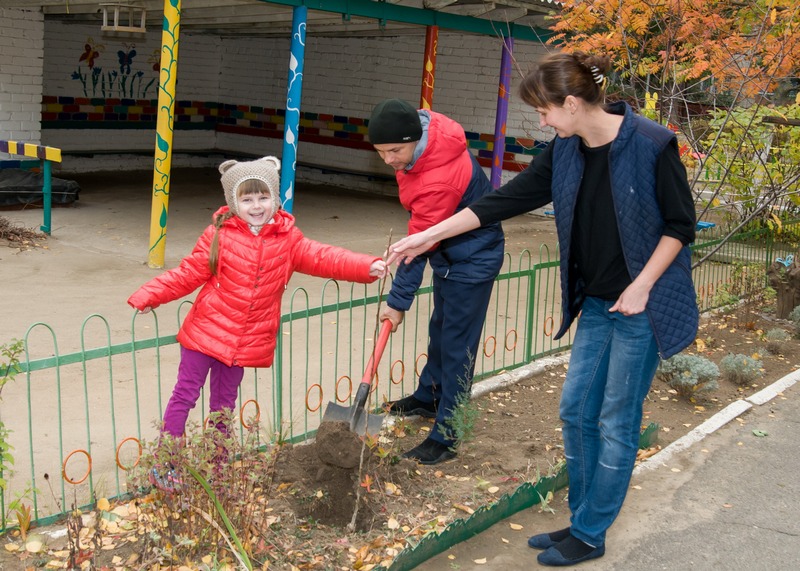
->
<box><xmin>128</xmin><ymin>207</ymin><xmax>380</xmax><ymax>368</ymax></box>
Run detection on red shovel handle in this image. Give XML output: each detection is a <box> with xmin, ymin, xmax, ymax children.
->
<box><xmin>361</xmin><ymin>320</ymin><xmax>393</xmax><ymax>386</ymax></box>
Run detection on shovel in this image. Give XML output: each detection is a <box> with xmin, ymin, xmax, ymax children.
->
<box><xmin>321</xmin><ymin>319</ymin><xmax>393</xmax><ymax>436</ymax></box>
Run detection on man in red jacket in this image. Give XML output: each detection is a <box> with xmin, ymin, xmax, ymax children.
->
<box><xmin>369</xmin><ymin>99</ymin><xmax>505</xmax><ymax>465</ymax></box>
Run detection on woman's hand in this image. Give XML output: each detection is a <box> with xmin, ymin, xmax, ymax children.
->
<box><xmin>386</xmin><ymin>230</ymin><xmax>436</xmax><ymax>266</ymax></box>
<box><xmin>609</xmin><ymin>282</ymin><xmax>650</xmax><ymax>316</ymax></box>
<box><xmin>610</xmin><ymin>236</ymin><xmax>683</xmax><ymax>316</ymax></box>
<box><xmin>386</xmin><ymin>208</ymin><xmax>482</xmax><ymax>266</ymax></box>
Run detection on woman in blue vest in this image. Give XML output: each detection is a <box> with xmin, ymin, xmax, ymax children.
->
<box><xmin>387</xmin><ymin>51</ymin><xmax>698</xmax><ymax>566</ymax></box>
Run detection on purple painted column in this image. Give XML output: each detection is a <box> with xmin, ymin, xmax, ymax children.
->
<box><xmin>491</xmin><ymin>36</ymin><xmax>514</xmax><ymax>188</ymax></box>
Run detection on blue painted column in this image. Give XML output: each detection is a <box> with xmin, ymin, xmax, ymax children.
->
<box><xmin>491</xmin><ymin>36</ymin><xmax>513</xmax><ymax>188</ymax></box>
<box><xmin>280</xmin><ymin>5</ymin><xmax>307</xmax><ymax>214</ymax></box>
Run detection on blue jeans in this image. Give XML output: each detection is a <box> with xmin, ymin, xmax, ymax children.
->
<box><xmin>561</xmin><ymin>296</ymin><xmax>660</xmax><ymax>546</ymax></box>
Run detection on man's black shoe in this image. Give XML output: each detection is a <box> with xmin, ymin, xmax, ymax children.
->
<box><xmin>402</xmin><ymin>437</ymin><xmax>456</xmax><ymax>465</ymax></box>
<box><xmin>384</xmin><ymin>395</ymin><xmax>437</xmax><ymax>418</ymax></box>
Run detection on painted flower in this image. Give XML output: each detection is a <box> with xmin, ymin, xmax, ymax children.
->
<box><xmin>79</xmin><ymin>44</ymin><xmax>100</xmax><ymax>68</ymax></box>
<box><xmin>118</xmin><ymin>47</ymin><xmax>137</xmax><ymax>74</ymax></box>
<box><xmin>148</xmin><ymin>49</ymin><xmax>161</xmax><ymax>73</ymax></box>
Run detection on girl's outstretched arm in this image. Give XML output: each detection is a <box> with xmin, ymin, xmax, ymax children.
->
<box><xmin>387</xmin><ymin>207</ymin><xmax>481</xmax><ymax>266</ymax></box>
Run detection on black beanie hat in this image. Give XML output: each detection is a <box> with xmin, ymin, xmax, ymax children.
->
<box><xmin>368</xmin><ymin>99</ymin><xmax>422</xmax><ymax>144</ymax></box>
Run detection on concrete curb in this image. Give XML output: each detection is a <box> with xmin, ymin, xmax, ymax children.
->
<box><xmin>634</xmin><ymin>367</ymin><xmax>800</xmax><ymax>475</ymax></box>
<box><xmin>471</xmin><ymin>353</ymin><xmax>571</xmax><ymax>400</ymax></box>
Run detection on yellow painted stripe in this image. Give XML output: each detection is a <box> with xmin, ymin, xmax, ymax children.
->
<box><xmin>0</xmin><ymin>140</ymin><xmax>62</xmax><ymax>162</ymax></box>
<box><xmin>44</xmin><ymin>147</ymin><xmax>62</xmax><ymax>162</ymax></box>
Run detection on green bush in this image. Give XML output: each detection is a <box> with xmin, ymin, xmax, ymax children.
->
<box><xmin>1</xmin><ymin>339</ymin><xmax>24</xmax><ymax>491</ymax></box>
<box><xmin>718</xmin><ymin>353</ymin><xmax>764</xmax><ymax>387</ymax></box>
<box><xmin>764</xmin><ymin>328</ymin><xmax>791</xmax><ymax>355</ymax></box>
<box><xmin>789</xmin><ymin>305</ymin><xmax>800</xmax><ymax>337</ymax></box>
<box><xmin>656</xmin><ymin>354</ymin><xmax>720</xmax><ymax>401</ymax></box>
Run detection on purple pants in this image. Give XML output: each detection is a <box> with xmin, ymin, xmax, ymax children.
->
<box><xmin>161</xmin><ymin>346</ymin><xmax>245</xmax><ymax>437</ymax></box>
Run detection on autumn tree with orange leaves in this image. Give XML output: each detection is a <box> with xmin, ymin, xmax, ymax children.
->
<box><xmin>549</xmin><ymin>0</ymin><xmax>800</xmax><ymax>121</ymax></box>
<box><xmin>546</xmin><ymin>0</ymin><xmax>800</xmax><ymax>312</ymax></box>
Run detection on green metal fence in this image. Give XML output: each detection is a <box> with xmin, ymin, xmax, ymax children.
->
<box><xmin>1</xmin><ymin>226</ymin><xmax>796</xmax><ymax>532</ymax></box>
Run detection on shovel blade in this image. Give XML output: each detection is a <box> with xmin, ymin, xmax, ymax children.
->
<box><xmin>322</xmin><ymin>401</ymin><xmax>385</xmax><ymax>437</ymax></box>
<box><xmin>321</xmin><ymin>401</ymin><xmax>352</xmax><ymax>424</ymax></box>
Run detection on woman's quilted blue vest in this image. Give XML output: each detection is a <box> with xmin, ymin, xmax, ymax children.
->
<box><xmin>551</xmin><ymin>102</ymin><xmax>698</xmax><ymax>359</ymax></box>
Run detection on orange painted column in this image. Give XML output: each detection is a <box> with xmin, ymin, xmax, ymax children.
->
<box><xmin>419</xmin><ymin>25</ymin><xmax>438</xmax><ymax>110</ymax></box>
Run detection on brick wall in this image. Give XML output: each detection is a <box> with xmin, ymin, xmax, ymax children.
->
<box><xmin>0</xmin><ymin>8</ymin><xmax>44</xmax><ymax>158</ymax></box>
<box><xmin>36</xmin><ymin>20</ymin><xmax>552</xmax><ymax>186</ymax></box>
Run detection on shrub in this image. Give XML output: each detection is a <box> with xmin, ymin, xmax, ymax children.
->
<box><xmin>763</xmin><ymin>328</ymin><xmax>791</xmax><ymax>355</ymax></box>
<box><xmin>789</xmin><ymin>305</ymin><xmax>800</xmax><ymax>337</ymax></box>
<box><xmin>127</xmin><ymin>411</ymin><xmax>275</xmax><ymax>568</ymax></box>
<box><xmin>718</xmin><ymin>353</ymin><xmax>764</xmax><ymax>387</ymax></box>
<box><xmin>438</xmin><ymin>356</ymin><xmax>479</xmax><ymax>450</ymax></box>
<box><xmin>1</xmin><ymin>340</ymin><xmax>24</xmax><ymax>490</ymax></box>
<box><xmin>656</xmin><ymin>354</ymin><xmax>720</xmax><ymax>401</ymax></box>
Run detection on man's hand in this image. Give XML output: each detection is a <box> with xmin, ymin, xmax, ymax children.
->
<box><xmin>380</xmin><ymin>307</ymin><xmax>405</xmax><ymax>332</ymax></box>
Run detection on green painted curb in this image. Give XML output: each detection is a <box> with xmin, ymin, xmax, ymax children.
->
<box><xmin>639</xmin><ymin>422</ymin><xmax>660</xmax><ymax>449</ymax></box>
<box><xmin>384</xmin><ymin>464</ymin><xmax>569</xmax><ymax>571</ymax></box>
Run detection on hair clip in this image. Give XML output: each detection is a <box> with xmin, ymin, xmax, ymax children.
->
<box><xmin>590</xmin><ymin>65</ymin><xmax>605</xmax><ymax>85</ymax></box>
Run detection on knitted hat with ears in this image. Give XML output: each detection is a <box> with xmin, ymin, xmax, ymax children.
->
<box><xmin>218</xmin><ymin>156</ymin><xmax>281</xmax><ymax>218</ymax></box>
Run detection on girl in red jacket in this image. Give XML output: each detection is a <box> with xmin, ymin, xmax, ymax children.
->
<box><xmin>128</xmin><ymin>156</ymin><xmax>385</xmax><ymax>484</ymax></box>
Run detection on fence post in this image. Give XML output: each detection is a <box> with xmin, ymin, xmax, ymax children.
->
<box><xmin>524</xmin><ymin>266</ymin><xmax>538</xmax><ymax>363</ymax></box>
<box><xmin>41</xmin><ymin>159</ymin><xmax>52</xmax><ymax>234</ymax></box>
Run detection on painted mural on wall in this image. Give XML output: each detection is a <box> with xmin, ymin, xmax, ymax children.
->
<box><xmin>72</xmin><ymin>37</ymin><xmax>159</xmax><ymax>98</ymax></box>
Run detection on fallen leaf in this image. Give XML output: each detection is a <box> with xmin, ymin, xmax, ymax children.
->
<box><xmin>509</xmin><ymin>523</ymin><xmax>524</xmax><ymax>530</ymax></box>
<box><xmin>487</xmin><ymin>486</ymin><xmax>500</xmax><ymax>494</ymax></box>
<box><xmin>387</xmin><ymin>518</ymin><xmax>400</xmax><ymax>530</ymax></box>
<box><xmin>453</xmin><ymin>503</ymin><xmax>474</xmax><ymax>515</ymax></box>
<box><xmin>474</xmin><ymin>558</ymin><xmax>487</xmax><ymax>564</ymax></box>
<box><xmin>752</xmin><ymin>429</ymin><xmax>768</xmax><ymax>437</ymax></box>
<box><xmin>24</xmin><ymin>537</ymin><xmax>44</xmax><ymax>553</ymax></box>
<box><xmin>501</xmin><ymin>537</ymin><xmax>510</xmax><ymax>543</ymax></box>
<box><xmin>722</xmin><ymin>503</ymin><xmax>733</xmax><ymax>508</ymax></box>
